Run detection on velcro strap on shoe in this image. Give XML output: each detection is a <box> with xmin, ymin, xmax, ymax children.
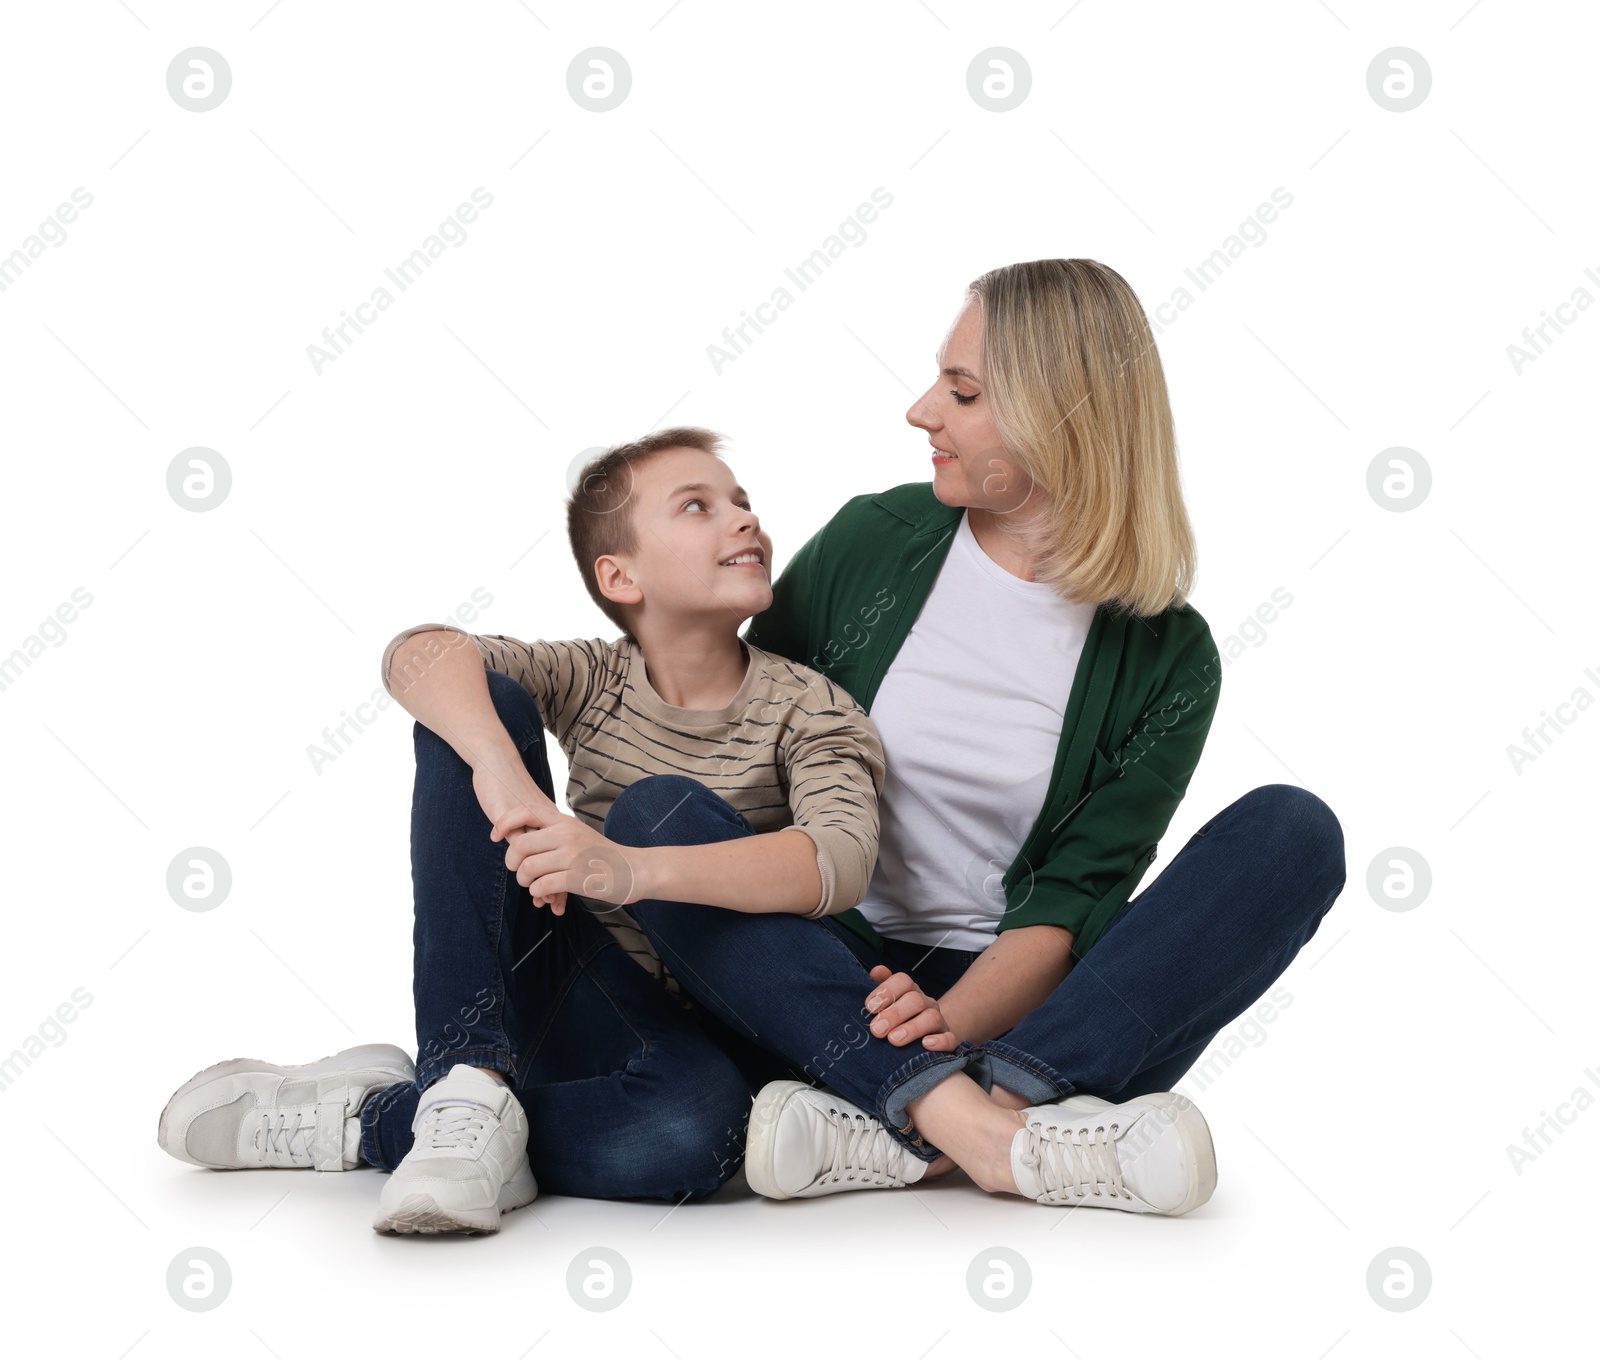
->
<box><xmin>313</xmin><ymin>1079</ymin><xmax>351</xmax><ymax>1171</ymax></box>
<box><xmin>482</xmin><ymin>1081</ymin><xmax>516</xmax><ymax>1119</ymax></box>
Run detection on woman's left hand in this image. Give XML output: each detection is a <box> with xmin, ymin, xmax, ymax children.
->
<box><xmin>489</xmin><ymin>803</ymin><xmax>644</xmax><ymax>910</ymax></box>
<box><xmin>864</xmin><ymin>965</ymin><xmax>960</xmax><ymax>1051</ymax></box>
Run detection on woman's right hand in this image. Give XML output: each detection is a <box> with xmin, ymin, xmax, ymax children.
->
<box><xmin>864</xmin><ymin>965</ymin><xmax>959</xmax><ymax>1051</ymax></box>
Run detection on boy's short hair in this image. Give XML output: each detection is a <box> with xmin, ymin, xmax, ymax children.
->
<box><xmin>566</xmin><ymin>426</ymin><xmax>726</xmax><ymax>642</ymax></box>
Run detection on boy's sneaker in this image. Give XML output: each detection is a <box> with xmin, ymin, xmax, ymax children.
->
<box><xmin>157</xmin><ymin>1044</ymin><xmax>414</xmax><ymax>1171</ymax></box>
<box><xmin>372</xmin><ymin>1064</ymin><xmax>538</xmax><ymax>1235</ymax></box>
<box><xmin>744</xmin><ymin>1079</ymin><xmax>930</xmax><ymax>1199</ymax></box>
<box><xmin>1011</xmin><ymin>1091</ymin><xmax>1217</xmax><ymax>1215</ymax></box>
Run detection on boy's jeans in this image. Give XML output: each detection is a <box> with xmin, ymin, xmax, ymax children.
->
<box><xmin>613</xmin><ymin>775</ymin><xmax>1347</xmax><ymax>1162</ymax></box>
<box><xmin>358</xmin><ymin>668</ymin><xmax>794</xmax><ymax>1201</ymax></box>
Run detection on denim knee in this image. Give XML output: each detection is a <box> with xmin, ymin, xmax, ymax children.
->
<box><xmin>1243</xmin><ymin>784</ymin><xmax>1347</xmax><ymax>917</ymax></box>
<box><xmin>606</xmin><ymin>774</ymin><xmax>699</xmax><ymax>844</ymax></box>
<box><xmin>1267</xmin><ymin>784</ymin><xmax>1344</xmax><ymax>890</ymax></box>
<box><xmin>606</xmin><ymin>774</ymin><xmax>741</xmax><ymax>850</ymax></box>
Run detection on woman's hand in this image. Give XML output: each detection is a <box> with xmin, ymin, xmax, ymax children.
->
<box><xmin>864</xmin><ymin>965</ymin><xmax>959</xmax><ymax>1051</ymax></box>
<box><xmin>488</xmin><ymin>801</ymin><xmax>645</xmax><ymax>915</ymax></box>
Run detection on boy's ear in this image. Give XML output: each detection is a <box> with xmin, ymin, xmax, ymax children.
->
<box><xmin>594</xmin><ymin>554</ymin><xmax>644</xmax><ymax>608</ymax></box>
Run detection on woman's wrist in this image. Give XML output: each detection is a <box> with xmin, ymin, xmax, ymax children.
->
<box><xmin>936</xmin><ymin>991</ymin><xmax>976</xmax><ymax>1045</ymax></box>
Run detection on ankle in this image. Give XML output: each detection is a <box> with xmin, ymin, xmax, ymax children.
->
<box><xmin>967</xmin><ymin>1110</ymin><xmax>1027</xmax><ymax>1196</ymax></box>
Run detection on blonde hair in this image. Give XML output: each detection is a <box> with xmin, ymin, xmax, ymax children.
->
<box><xmin>965</xmin><ymin>259</ymin><xmax>1197</xmax><ymax>616</ymax></box>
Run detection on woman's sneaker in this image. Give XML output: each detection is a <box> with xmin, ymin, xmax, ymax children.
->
<box><xmin>372</xmin><ymin>1064</ymin><xmax>538</xmax><ymax>1235</ymax></box>
<box><xmin>157</xmin><ymin>1044</ymin><xmax>414</xmax><ymax>1171</ymax></box>
<box><xmin>744</xmin><ymin>1079</ymin><xmax>930</xmax><ymax>1199</ymax></box>
<box><xmin>1010</xmin><ymin>1092</ymin><xmax>1218</xmax><ymax>1215</ymax></box>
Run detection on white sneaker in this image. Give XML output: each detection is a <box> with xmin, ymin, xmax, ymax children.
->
<box><xmin>372</xmin><ymin>1064</ymin><xmax>538</xmax><ymax>1235</ymax></box>
<box><xmin>744</xmin><ymin>1079</ymin><xmax>930</xmax><ymax>1200</ymax></box>
<box><xmin>157</xmin><ymin>1043</ymin><xmax>414</xmax><ymax>1171</ymax></box>
<box><xmin>1010</xmin><ymin>1091</ymin><xmax>1217</xmax><ymax>1215</ymax></box>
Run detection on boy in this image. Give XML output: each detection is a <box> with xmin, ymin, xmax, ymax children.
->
<box><xmin>156</xmin><ymin>427</ymin><xmax>888</xmax><ymax>1233</ymax></box>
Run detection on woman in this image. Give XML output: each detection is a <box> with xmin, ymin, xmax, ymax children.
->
<box><xmin>608</xmin><ymin>257</ymin><xmax>1346</xmax><ymax>1213</ymax></box>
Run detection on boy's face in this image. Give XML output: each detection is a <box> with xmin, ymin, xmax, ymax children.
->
<box><xmin>597</xmin><ymin>447</ymin><xmax>775</xmax><ymax>631</ymax></box>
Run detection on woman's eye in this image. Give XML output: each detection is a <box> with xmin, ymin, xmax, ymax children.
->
<box><xmin>683</xmin><ymin>497</ymin><xmax>706</xmax><ymax>511</ymax></box>
<box><xmin>950</xmin><ymin>389</ymin><xmax>979</xmax><ymax>406</ymax></box>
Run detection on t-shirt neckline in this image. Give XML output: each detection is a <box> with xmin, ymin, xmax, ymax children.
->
<box><xmin>627</xmin><ymin>638</ymin><xmax>763</xmax><ymax>726</ymax></box>
<box><xmin>956</xmin><ymin>508</ymin><xmax>1064</xmax><ymax>598</ymax></box>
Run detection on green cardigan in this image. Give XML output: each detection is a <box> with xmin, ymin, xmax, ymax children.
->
<box><xmin>742</xmin><ymin>481</ymin><xmax>1223</xmax><ymax>961</ymax></box>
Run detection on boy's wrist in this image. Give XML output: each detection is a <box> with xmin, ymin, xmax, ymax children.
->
<box><xmin>469</xmin><ymin>745</ymin><xmax>551</xmax><ymax>831</ymax></box>
<box><xmin>462</xmin><ymin>728</ymin><xmax>525</xmax><ymax>775</ymax></box>
<box><xmin>624</xmin><ymin>845</ymin><xmax>666</xmax><ymax>906</ymax></box>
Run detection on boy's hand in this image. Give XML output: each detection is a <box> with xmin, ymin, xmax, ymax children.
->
<box><xmin>864</xmin><ymin>964</ymin><xmax>959</xmax><ymax>1051</ymax></box>
<box><xmin>489</xmin><ymin>802</ymin><xmax>644</xmax><ymax>914</ymax></box>
<box><xmin>472</xmin><ymin>762</ymin><xmax>570</xmax><ymax>913</ymax></box>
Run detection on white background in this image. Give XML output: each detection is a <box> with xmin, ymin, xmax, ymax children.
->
<box><xmin>1</xmin><ymin>1</ymin><xmax>1594</xmax><ymax>1356</ymax></box>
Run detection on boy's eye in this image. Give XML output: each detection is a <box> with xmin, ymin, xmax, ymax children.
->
<box><xmin>950</xmin><ymin>389</ymin><xmax>979</xmax><ymax>406</ymax></box>
<box><xmin>683</xmin><ymin>497</ymin><xmax>754</xmax><ymax>512</ymax></box>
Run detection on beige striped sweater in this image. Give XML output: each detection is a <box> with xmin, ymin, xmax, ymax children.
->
<box><xmin>381</xmin><ymin>624</ymin><xmax>887</xmax><ymax>1002</ymax></box>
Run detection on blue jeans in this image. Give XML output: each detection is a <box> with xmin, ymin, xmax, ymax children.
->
<box><xmin>358</xmin><ymin>669</ymin><xmax>793</xmax><ymax>1201</ymax></box>
<box><xmin>614</xmin><ymin>776</ymin><xmax>1347</xmax><ymax>1163</ymax></box>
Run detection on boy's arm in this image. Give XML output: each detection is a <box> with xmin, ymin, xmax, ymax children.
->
<box><xmin>382</xmin><ymin>627</ymin><xmax>560</xmax><ymax>828</ymax></box>
<box><xmin>382</xmin><ymin>627</ymin><xmax>526</xmax><ymax>774</ymax></box>
<box><xmin>778</xmin><ymin>687</ymin><xmax>887</xmax><ymax>917</ymax></box>
<box><xmin>382</xmin><ymin>623</ymin><xmax>609</xmax><ymax>750</ymax></box>
<box><xmin>383</xmin><ymin>622</ymin><xmax>612</xmax><ymax>820</ymax></box>
<box><xmin>631</xmin><ymin>685</ymin><xmax>886</xmax><ymax>917</ymax></box>
<box><xmin>633</xmin><ymin>827</ymin><xmax>826</xmax><ymax>915</ymax></box>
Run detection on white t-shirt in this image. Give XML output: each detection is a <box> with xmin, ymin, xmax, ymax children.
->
<box><xmin>854</xmin><ymin>508</ymin><xmax>1097</xmax><ymax>950</ymax></box>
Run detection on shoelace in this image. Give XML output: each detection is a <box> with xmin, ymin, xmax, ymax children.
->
<box><xmin>416</xmin><ymin>1098</ymin><xmax>492</xmax><ymax>1151</ymax></box>
<box><xmin>1021</xmin><ymin>1119</ymin><xmax>1129</xmax><ymax>1201</ymax></box>
<box><xmin>825</xmin><ymin>1107</ymin><xmax>906</xmax><ymax>1187</ymax></box>
<box><xmin>256</xmin><ymin>1112</ymin><xmax>313</xmax><ymax>1163</ymax></box>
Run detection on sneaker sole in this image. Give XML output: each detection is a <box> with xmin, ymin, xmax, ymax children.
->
<box><xmin>1061</xmin><ymin>1091</ymin><xmax>1217</xmax><ymax>1216</ymax></box>
<box><xmin>157</xmin><ymin>1043</ymin><xmax>416</xmax><ymax>1169</ymax></box>
<box><xmin>743</xmin><ymin>1079</ymin><xmax>811</xmax><ymax>1201</ymax></box>
<box><xmin>373</xmin><ymin>1166</ymin><xmax>539</xmax><ymax>1236</ymax></box>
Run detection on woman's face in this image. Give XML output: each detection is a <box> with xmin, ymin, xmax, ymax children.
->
<box><xmin>906</xmin><ymin>296</ymin><xmax>1033</xmax><ymax>514</ymax></box>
